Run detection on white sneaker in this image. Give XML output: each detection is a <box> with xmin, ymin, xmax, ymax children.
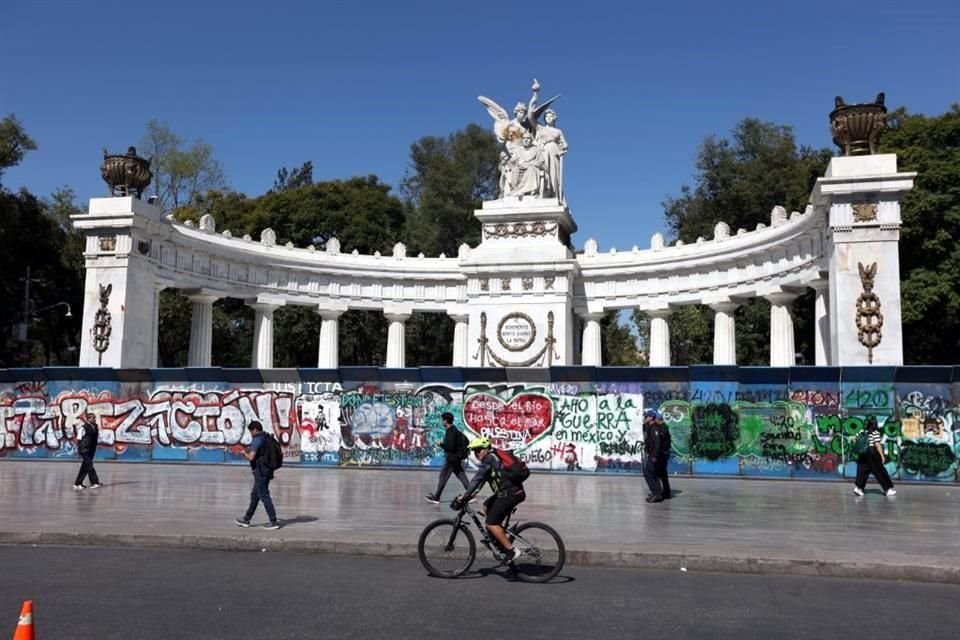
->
<box><xmin>90</xmin><ymin>484</ymin><xmax>102</xmax><ymax>489</ymax></box>
<box><xmin>73</xmin><ymin>485</ymin><xmax>85</xmax><ymax>491</ymax></box>
<box><xmin>510</xmin><ymin>547</ymin><xmax>523</xmax><ymax>562</ymax></box>
<box><xmin>853</xmin><ymin>487</ymin><xmax>864</xmax><ymax>496</ymax></box>
<box><xmin>886</xmin><ymin>488</ymin><xmax>897</xmax><ymax>497</ymax></box>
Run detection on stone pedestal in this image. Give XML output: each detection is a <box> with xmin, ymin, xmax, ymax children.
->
<box><xmin>463</xmin><ymin>197</ymin><xmax>578</xmax><ymax>367</ymax></box>
<box><xmin>72</xmin><ymin>197</ymin><xmax>166</xmax><ymax>368</ymax></box>
<box><xmin>813</xmin><ymin>155</ymin><xmax>915</xmax><ymax>365</ymax></box>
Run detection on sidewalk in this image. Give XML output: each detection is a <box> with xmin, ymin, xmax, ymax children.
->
<box><xmin>2</xmin><ymin>460</ymin><xmax>960</xmax><ymax>583</ymax></box>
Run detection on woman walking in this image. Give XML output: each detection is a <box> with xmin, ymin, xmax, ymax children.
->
<box><xmin>853</xmin><ymin>416</ymin><xmax>896</xmax><ymax>497</ymax></box>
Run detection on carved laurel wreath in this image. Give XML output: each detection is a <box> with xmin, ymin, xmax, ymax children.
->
<box><xmin>473</xmin><ymin>311</ymin><xmax>559</xmax><ymax>367</ymax></box>
<box><xmin>485</xmin><ymin>221</ymin><xmax>557</xmax><ymax>239</ymax></box>
<box><xmin>496</xmin><ymin>312</ymin><xmax>537</xmax><ymax>352</ymax></box>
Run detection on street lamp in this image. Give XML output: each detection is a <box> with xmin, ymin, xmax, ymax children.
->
<box><xmin>31</xmin><ymin>302</ymin><xmax>73</xmax><ymax>320</ymax></box>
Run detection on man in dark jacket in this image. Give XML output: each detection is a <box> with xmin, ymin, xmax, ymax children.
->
<box><xmin>643</xmin><ymin>409</ymin><xmax>672</xmax><ymax>502</ymax></box>
<box><xmin>425</xmin><ymin>412</ymin><xmax>470</xmax><ymax>504</ymax></box>
<box><xmin>235</xmin><ymin>421</ymin><xmax>280</xmax><ymax>529</ymax></box>
<box><xmin>73</xmin><ymin>411</ymin><xmax>101</xmax><ymax>490</ymax></box>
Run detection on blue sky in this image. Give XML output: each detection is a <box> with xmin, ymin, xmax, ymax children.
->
<box><xmin>2</xmin><ymin>0</ymin><xmax>958</xmax><ymax>251</ymax></box>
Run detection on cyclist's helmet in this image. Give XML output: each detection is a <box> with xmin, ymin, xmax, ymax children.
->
<box><xmin>467</xmin><ymin>437</ymin><xmax>491</xmax><ymax>450</ymax></box>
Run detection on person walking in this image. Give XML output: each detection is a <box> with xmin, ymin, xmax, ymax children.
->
<box><xmin>425</xmin><ymin>412</ymin><xmax>470</xmax><ymax>504</ymax></box>
<box><xmin>235</xmin><ymin>421</ymin><xmax>281</xmax><ymax>529</ymax></box>
<box><xmin>73</xmin><ymin>412</ymin><xmax>101</xmax><ymax>490</ymax></box>
<box><xmin>643</xmin><ymin>409</ymin><xmax>672</xmax><ymax>502</ymax></box>
<box><xmin>854</xmin><ymin>415</ymin><xmax>896</xmax><ymax>497</ymax></box>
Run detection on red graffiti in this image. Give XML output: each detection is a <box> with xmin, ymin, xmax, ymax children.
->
<box><xmin>463</xmin><ymin>392</ymin><xmax>552</xmax><ymax>450</ymax></box>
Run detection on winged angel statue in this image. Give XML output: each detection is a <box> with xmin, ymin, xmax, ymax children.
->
<box><xmin>478</xmin><ymin>79</ymin><xmax>568</xmax><ymax>202</ymax></box>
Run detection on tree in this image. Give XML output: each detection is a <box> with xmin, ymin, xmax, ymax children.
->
<box><xmin>0</xmin><ymin>115</ymin><xmax>37</xmax><ymax>188</ymax></box>
<box><xmin>601</xmin><ymin>311</ymin><xmax>642</xmax><ymax>365</ymax></box>
<box><xmin>138</xmin><ymin>120</ymin><xmax>226</xmax><ymax>210</ymax></box>
<box><xmin>401</xmin><ymin>123</ymin><xmax>500</xmax><ymax>257</ymax></box>
<box><xmin>269</xmin><ymin>161</ymin><xmax>313</xmax><ymax>193</ymax></box>
<box><xmin>880</xmin><ymin>105</ymin><xmax>960</xmax><ymax>364</ymax></box>
<box><xmin>653</xmin><ymin>119</ymin><xmax>832</xmax><ymax>365</ymax></box>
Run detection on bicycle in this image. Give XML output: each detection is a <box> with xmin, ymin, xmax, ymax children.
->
<box><xmin>417</xmin><ymin>499</ymin><xmax>566</xmax><ymax>582</ymax></box>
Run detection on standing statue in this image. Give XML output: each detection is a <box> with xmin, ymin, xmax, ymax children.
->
<box><xmin>534</xmin><ymin>109</ymin><xmax>568</xmax><ymax>202</ymax></box>
<box><xmin>478</xmin><ymin>79</ymin><xmax>566</xmax><ymax>201</ymax></box>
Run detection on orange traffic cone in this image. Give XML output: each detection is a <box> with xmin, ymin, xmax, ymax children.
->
<box><xmin>12</xmin><ymin>600</ymin><xmax>34</xmax><ymax>640</ymax></box>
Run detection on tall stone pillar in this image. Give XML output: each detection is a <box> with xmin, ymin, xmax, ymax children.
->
<box><xmin>647</xmin><ymin>309</ymin><xmax>672</xmax><ymax>367</ymax></box>
<box><xmin>248</xmin><ymin>299</ymin><xmax>283</xmax><ymax>369</ymax></box>
<box><xmin>449</xmin><ymin>313</ymin><xmax>469</xmax><ymax>367</ymax></box>
<box><xmin>317</xmin><ymin>308</ymin><xmax>344</xmax><ymax>368</ymax></box>
<box><xmin>580</xmin><ymin>312</ymin><xmax>604</xmax><ymax>366</ymax></box>
<box><xmin>810</xmin><ymin>279</ymin><xmax>830</xmax><ymax>366</ymax></box>
<box><xmin>766</xmin><ymin>292</ymin><xmax>797</xmax><ymax>367</ymax></box>
<box><xmin>384</xmin><ymin>310</ymin><xmax>411</xmax><ymax>368</ymax></box>
<box><xmin>187</xmin><ymin>292</ymin><xmax>220</xmax><ymax>367</ymax></box>
<box><xmin>813</xmin><ymin>154</ymin><xmax>915</xmax><ymax>365</ymax></box>
<box><xmin>710</xmin><ymin>301</ymin><xmax>739</xmax><ymax>365</ymax></box>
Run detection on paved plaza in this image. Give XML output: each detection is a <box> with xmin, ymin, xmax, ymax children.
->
<box><xmin>2</xmin><ymin>460</ymin><xmax>959</xmax><ymax>583</ymax></box>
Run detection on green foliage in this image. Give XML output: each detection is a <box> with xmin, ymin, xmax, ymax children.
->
<box><xmin>139</xmin><ymin>120</ymin><xmax>226</xmax><ymax>209</ymax></box>
<box><xmin>269</xmin><ymin>161</ymin><xmax>314</xmax><ymax>193</ymax></box>
<box><xmin>601</xmin><ymin>311</ymin><xmax>642</xmax><ymax>365</ymax></box>
<box><xmin>880</xmin><ymin>105</ymin><xmax>960</xmax><ymax>363</ymax></box>
<box><xmin>0</xmin><ymin>114</ymin><xmax>37</xmax><ymax>187</ymax></box>
<box><xmin>401</xmin><ymin>123</ymin><xmax>500</xmax><ymax>257</ymax></box>
<box><xmin>659</xmin><ymin>118</ymin><xmax>832</xmax><ymax>365</ymax></box>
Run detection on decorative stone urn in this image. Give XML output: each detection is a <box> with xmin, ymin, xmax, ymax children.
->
<box><xmin>100</xmin><ymin>146</ymin><xmax>153</xmax><ymax>198</ymax></box>
<box><xmin>830</xmin><ymin>93</ymin><xmax>887</xmax><ymax>156</ymax></box>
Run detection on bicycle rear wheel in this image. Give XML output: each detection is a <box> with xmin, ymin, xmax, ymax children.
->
<box><xmin>510</xmin><ymin>522</ymin><xmax>565</xmax><ymax>583</ymax></box>
<box><xmin>418</xmin><ymin>519</ymin><xmax>476</xmax><ymax>578</ymax></box>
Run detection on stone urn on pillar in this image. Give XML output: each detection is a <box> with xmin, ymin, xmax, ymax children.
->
<box><xmin>100</xmin><ymin>146</ymin><xmax>153</xmax><ymax>198</ymax></box>
<box><xmin>830</xmin><ymin>93</ymin><xmax>887</xmax><ymax>156</ymax></box>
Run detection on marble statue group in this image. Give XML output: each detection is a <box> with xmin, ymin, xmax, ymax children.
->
<box><xmin>479</xmin><ymin>79</ymin><xmax>568</xmax><ymax>202</ymax></box>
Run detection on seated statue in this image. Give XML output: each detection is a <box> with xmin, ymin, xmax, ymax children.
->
<box><xmin>507</xmin><ymin>132</ymin><xmax>545</xmax><ymax>197</ymax></box>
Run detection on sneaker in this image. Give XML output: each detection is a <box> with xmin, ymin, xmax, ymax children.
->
<box><xmin>885</xmin><ymin>488</ymin><xmax>897</xmax><ymax>497</ymax></box>
<box><xmin>72</xmin><ymin>485</ymin><xmax>85</xmax><ymax>491</ymax></box>
<box><xmin>263</xmin><ymin>521</ymin><xmax>281</xmax><ymax>530</ymax></box>
<box><xmin>89</xmin><ymin>484</ymin><xmax>102</xmax><ymax>489</ymax></box>
<box><xmin>467</xmin><ymin>496</ymin><xmax>478</xmax><ymax>504</ymax></box>
<box><xmin>424</xmin><ymin>494</ymin><xmax>440</xmax><ymax>504</ymax></box>
<box><xmin>510</xmin><ymin>547</ymin><xmax>523</xmax><ymax>562</ymax></box>
<box><xmin>853</xmin><ymin>487</ymin><xmax>864</xmax><ymax>496</ymax></box>
<box><xmin>234</xmin><ymin>518</ymin><xmax>251</xmax><ymax>528</ymax></box>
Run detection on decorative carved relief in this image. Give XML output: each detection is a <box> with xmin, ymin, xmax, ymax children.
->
<box><xmin>99</xmin><ymin>235</ymin><xmax>117</xmax><ymax>252</ymax></box>
<box><xmin>496</xmin><ymin>312</ymin><xmax>536</xmax><ymax>352</ymax></box>
<box><xmin>260</xmin><ymin>228</ymin><xmax>277</xmax><ymax>247</ymax></box>
<box><xmin>522</xmin><ymin>277</ymin><xmax>533</xmax><ymax>291</ymax></box>
<box><xmin>473</xmin><ymin>310</ymin><xmax>558</xmax><ymax>367</ymax></box>
<box><xmin>852</xmin><ymin>202</ymin><xmax>879</xmax><ymax>223</ymax></box>
<box><xmin>199</xmin><ymin>214</ymin><xmax>216</xmax><ymax>233</ymax></box>
<box><xmin>92</xmin><ymin>283</ymin><xmax>113</xmax><ymax>365</ymax></box>
<box><xmin>855</xmin><ymin>261</ymin><xmax>883</xmax><ymax>364</ymax></box>
<box><xmin>544</xmin><ymin>277</ymin><xmax>555</xmax><ymax>290</ymax></box>
<box><xmin>500</xmin><ymin>278</ymin><xmax>511</xmax><ymax>291</ymax></box>
<box><xmin>480</xmin><ymin>278</ymin><xmax>489</xmax><ymax>292</ymax></box>
<box><xmin>484</xmin><ymin>221</ymin><xmax>558</xmax><ymax>239</ymax></box>
<box><xmin>137</xmin><ymin>240</ymin><xmax>151</xmax><ymax>255</ymax></box>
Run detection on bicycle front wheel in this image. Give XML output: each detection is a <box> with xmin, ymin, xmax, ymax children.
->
<box><xmin>511</xmin><ymin>522</ymin><xmax>565</xmax><ymax>583</ymax></box>
<box><xmin>418</xmin><ymin>519</ymin><xmax>476</xmax><ymax>578</ymax></box>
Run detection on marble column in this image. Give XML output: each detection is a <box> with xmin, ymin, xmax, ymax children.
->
<box><xmin>151</xmin><ymin>286</ymin><xmax>163</xmax><ymax>367</ymax></box>
<box><xmin>317</xmin><ymin>309</ymin><xmax>343</xmax><ymax>368</ymax></box>
<box><xmin>187</xmin><ymin>293</ymin><xmax>220</xmax><ymax>367</ymax></box>
<box><xmin>810</xmin><ymin>280</ymin><xmax>830</xmax><ymax>366</ymax></box>
<box><xmin>710</xmin><ymin>301</ymin><xmax>739</xmax><ymax>365</ymax></box>
<box><xmin>450</xmin><ymin>313</ymin><xmax>469</xmax><ymax>367</ymax></box>
<box><xmin>766</xmin><ymin>292</ymin><xmax>798</xmax><ymax>367</ymax></box>
<box><xmin>647</xmin><ymin>309</ymin><xmax>672</xmax><ymax>367</ymax></box>
<box><xmin>385</xmin><ymin>311</ymin><xmax>410</xmax><ymax>368</ymax></box>
<box><xmin>249</xmin><ymin>303</ymin><xmax>280</xmax><ymax>369</ymax></box>
<box><xmin>580</xmin><ymin>313</ymin><xmax>604</xmax><ymax>366</ymax></box>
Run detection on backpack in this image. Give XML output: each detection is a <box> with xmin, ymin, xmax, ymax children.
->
<box><xmin>494</xmin><ymin>448</ymin><xmax>530</xmax><ymax>485</ymax></box>
<box><xmin>262</xmin><ymin>434</ymin><xmax>284</xmax><ymax>471</ymax></box>
<box><xmin>850</xmin><ymin>430</ymin><xmax>871</xmax><ymax>457</ymax></box>
<box><xmin>79</xmin><ymin>424</ymin><xmax>98</xmax><ymax>455</ymax></box>
<box><xmin>455</xmin><ymin>430</ymin><xmax>469</xmax><ymax>460</ymax></box>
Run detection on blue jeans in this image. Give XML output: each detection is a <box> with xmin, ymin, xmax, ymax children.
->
<box><xmin>243</xmin><ymin>469</ymin><xmax>277</xmax><ymax>523</ymax></box>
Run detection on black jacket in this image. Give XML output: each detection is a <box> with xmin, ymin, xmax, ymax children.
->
<box><xmin>644</xmin><ymin>421</ymin><xmax>671</xmax><ymax>458</ymax></box>
<box><xmin>440</xmin><ymin>427</ymin><xmax>466</xmax><ymax>462</ymax></box>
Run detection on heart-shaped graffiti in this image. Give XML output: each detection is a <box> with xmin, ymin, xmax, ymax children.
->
<box><xmin>462</xmin><ymin>392</ymin><xmax>553</xmax><ymax>451</ymax></box>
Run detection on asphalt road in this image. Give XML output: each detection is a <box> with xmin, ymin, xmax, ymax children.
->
<box><xmin>1</xmin><ymin>545</ymin><xmax>957</xmax><ymax>639</ymax></box>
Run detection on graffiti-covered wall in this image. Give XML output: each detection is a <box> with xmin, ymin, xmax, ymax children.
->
<box><xmin>1</xmin><ymin>366</ymin><xmax>958</xmax><ymax>482</ymax></box>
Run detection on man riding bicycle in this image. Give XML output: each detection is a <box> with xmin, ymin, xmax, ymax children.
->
<box><xmin>452</xmin><ymin>437</ymin><xmax>526</xmax><ymax>562</ymax></box>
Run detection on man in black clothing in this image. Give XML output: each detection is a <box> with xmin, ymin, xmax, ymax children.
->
<box><xmin>425</xmin><ymin>412</ymin><xmax>470</xmax><ymax>504</ymax></box>
<box><xmin>643</xmin><ymin>409</ymin><xmax>672</xmax><ymax>502</ymax></box>
<box><xmin>73</xmin><ymin>412</ymin><xmax>101</xmax><ymax>491</ymax></box>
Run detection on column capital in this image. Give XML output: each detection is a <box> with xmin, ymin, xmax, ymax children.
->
<box><xmin>764</xmin><ymin>291</ymin><xmax>799</xmax><ymax>306</ymax></box>
<box><xmin>645</xmin><ymin>307</ymin><xmax>673</xmax><ymax>319</ymax></box>
<box><xmin>384</xmin><ymin>307</ymin><xmax>412</xmax><ymax>323</ymax></box>
<box><xmin>578</xmin><ymin>312</ymin><xmax>605</xmax><ymax>322</ymax></box>
<box><xmin>316</xmin><ymin>307</ymin><xmax>346</xmax><ymax>321</ymax></box>
<box><xmin>808</xmin><ymin>278</ymin><xmax>830</xmax><ymax>292</ymax></box>
<box><xmin>448</xmin><ymin>313</ymin><xmax>469</xmax><ymax>323</ymax></box>
<box><xmin>708</xmin><ymin>300</ymin><xmax>740</xmax><ymax>314</ymax></box>
<box><xmin>184</xmin><ymin>288</ymin><xmax>223</xmax><ymax>304</ymax></box>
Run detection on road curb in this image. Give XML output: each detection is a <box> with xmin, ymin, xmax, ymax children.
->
<box><xmin>3</xmin><ymin>530</ymin><xmax>959</xmax><ymax>584</ymax></box>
